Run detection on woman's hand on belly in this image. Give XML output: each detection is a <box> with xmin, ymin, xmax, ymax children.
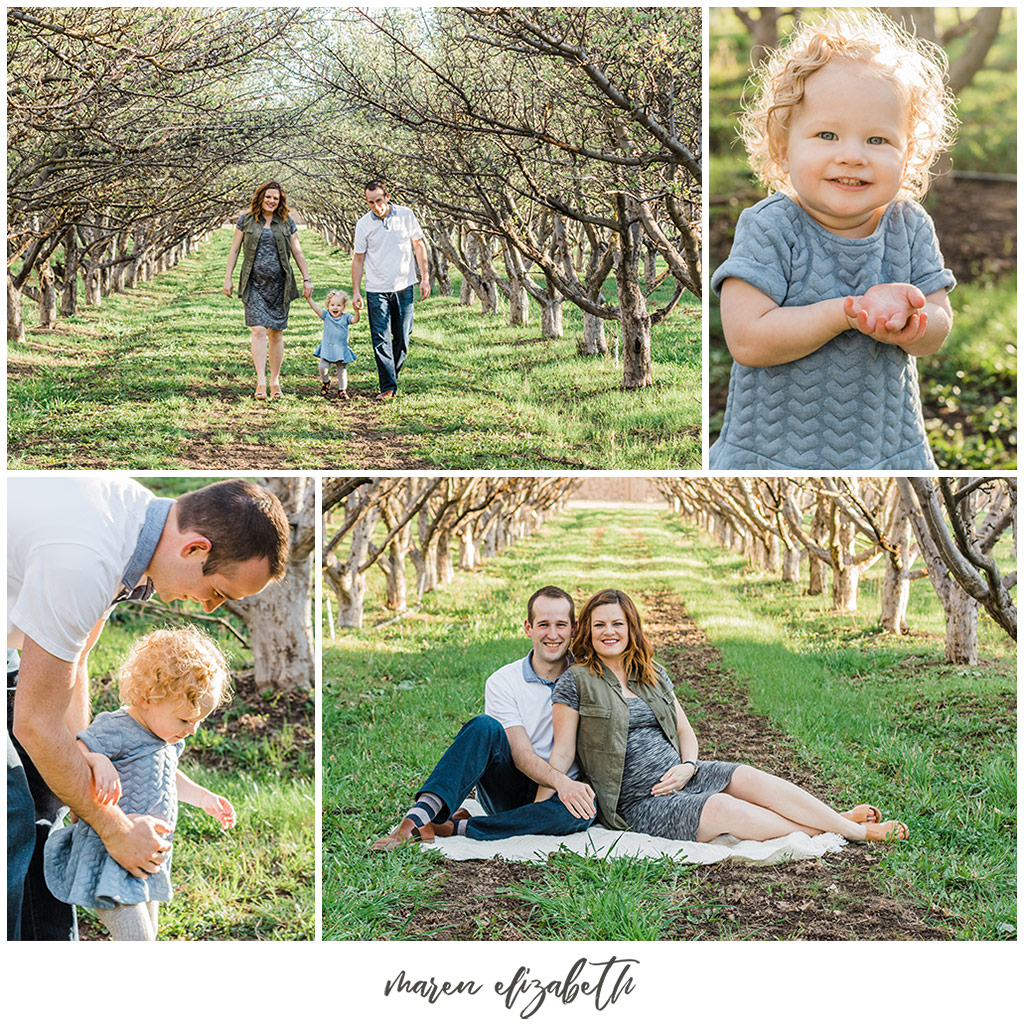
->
<box><xmin>651</xmin><ymin>762</ymin><xmax>696</xmax><ymax>796</ymax></box>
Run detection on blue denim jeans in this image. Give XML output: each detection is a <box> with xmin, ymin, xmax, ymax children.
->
<box><xmin>419</xmin><ymin>715</ymin><xmax>594</xmax><ymax>842</ymax></box>
<box><xmin>7</xmin><ymin>662</ymin><xmax>77</xmax><ymax>940</ymax></box>
<box><xmin>366</xmin><ymin>285</ymin><xmax>415</xmax><ymax>394</ymax></box>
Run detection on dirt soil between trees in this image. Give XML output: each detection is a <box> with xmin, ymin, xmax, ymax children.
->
<box><xmin>396</xmin><ymin>591</ymin><xmax>949</xmax><ymax>941</ymax></box>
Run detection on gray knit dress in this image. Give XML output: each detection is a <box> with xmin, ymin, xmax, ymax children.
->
<box><xmin>552</xmin><ymin>672</ymin><xmax>739</xmax><ymax>841</ymax></box>
<box><xmin>710</xmin><ymin>194</ymin><xmax>955</xmax><ymax>470</ymax></box>
<box><xmin>237</xmin><ymin>215</ymin><xmax>296</xmax><ymax>330</ymax></box>
<box><xmin>44</xmin><ymin>708</ymin><xmax>183</xmax><ymax>909</ymax></box>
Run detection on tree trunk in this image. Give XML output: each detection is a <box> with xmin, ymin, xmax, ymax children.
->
<box><xmin>539</xmin><ymin>296</ymin><xmax>563</xmax><ymax>338</ymax></box>
<box><xmin>617</xmin><ymin>200</ymin><xmax>653</xmax><ymax>389</ymax></box>
<box><xmin>944</xmin><ymin>582</ymin><xmax>979</xmax><ymax>665</ymax></box>
<box><xmin>507</xmin><ymin>274</ymin><xmax>530</xmax><ymax>327</ymax></box>
<box><xmin>807</xmin><ymin>499</ymin><xmax>829</xmax><ymax>596</ymax></box>
<box><xmin>580</xmin><ymin>311</ymin><xmax>608</xmax><ymax>355</ymax></box>
<box><xmin>224</xmin><ymin>477</ymin><xmax>315</xmax><ymax>687</ymax></box>
<box><xmin>84</xmin><ymin>266</ymin><xmax>102</xmax><ymax>306</ymax></box>
<box><xmin>782</xmin><ymin>545</ymin><xmax>801</xmax><ymax>583</ymax></box>
<box><xmin>880</xmin><ymin>505</ymin><xmax>913</xmax><ymax>634</ymax></box>
<box><xmin>8</xmin><ymin>275</ymin><xmax>25</xmax><ymax>342</ymax></box>
<box><xmin>37</xmin><ymin>264</ymin><xmax>58</xmax><ymax>329</ymax></box>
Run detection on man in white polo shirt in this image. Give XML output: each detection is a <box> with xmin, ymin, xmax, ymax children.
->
<box><xmin>372</xmin><ymin>586</ymin><xmax>596</xmax><ymax>849</ymax></box>
<box><xmin>351</xmin><ymin>180</ymin><xmax>431</xmax><ymax>401</ymax></box>
<box><xmin>7</xmin><ymin>476</ymin><xmax>289</xmax><ymax>939</ymax></box>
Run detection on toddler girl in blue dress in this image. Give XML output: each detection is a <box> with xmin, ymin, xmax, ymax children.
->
<box><xmin>711</xmin><ymin>11</ymin><xmax>957</xmax><ymax>470</ymax></box>
<box><xmin>44</xmin><ymin>627</ymin><xmax>236</xmax><ymax>941</ymax></box>
<box><xmin>308</xmin><ymin>288</ymin><xmax>359</xmax><ymax>399</ymax></box>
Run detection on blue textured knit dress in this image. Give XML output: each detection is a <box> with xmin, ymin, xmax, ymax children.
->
<box><xmin>710</xmin><ymin>194</ymin><xmax>955</xmax><ymax>470</ymax></box>
<box><xmin>314</xmin><ymin>310</ymin><xmax>356</xmax><ymax>364</ymax></box>
<box><xmin>44</xmin><ymin>709</ymin><xmax>183</xmax><ymax>909</ymax></box>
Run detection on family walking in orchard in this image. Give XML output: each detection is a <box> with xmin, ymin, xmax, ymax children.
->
<box><xmin>223</xmin><ymin>179</ymin><xmax>430</xmax><ymax>403</ymax></box>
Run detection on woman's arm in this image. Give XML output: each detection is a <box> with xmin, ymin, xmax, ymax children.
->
<box><xmin>289</xmin><ymin>232</ymin><xmax>313</xmax><ymax>300</ymax></box>
<box><xmin>651</xmin><ymin>699</ymin><xmax>700</xmax><ymax>796</ymax></box>
<box><xmin>177</xmin><ymin>772</ymin><xmax>236</xmax><ymax>830</ymax></box>
<box><xmin>223</xmin><ymin>228</ymin><xmax>244</xmax><ymax>297</ymax></box>
<box><xmin>532</xmin><ymin>703</ymin><xmax>594</xmax><ymax>817</ymax></box>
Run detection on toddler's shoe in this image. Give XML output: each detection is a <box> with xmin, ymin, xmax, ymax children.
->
<box><xmin>320</xmin><ymin>381</ymin><xmax>333</xmax><ymax>398</ymax></box>
<box><xmin>338</xmin><ymin>389</ymin><xmax>349</xmax><ymax>401</ymax></box>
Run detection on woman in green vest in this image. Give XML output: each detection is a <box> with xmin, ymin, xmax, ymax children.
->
<box><xmin>224</xmin><ymin>181</ymin><xmax>313</xmax><ymax>399</ymax></box>
<box><xmin>546</xmin><ymin>589</ymin><xmax>909</xmax><ymax>843</ymax></box>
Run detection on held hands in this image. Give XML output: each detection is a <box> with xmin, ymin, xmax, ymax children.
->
<box><xmin>651</xmin><ymin>762</ymin><xmax>696</xmax><ymax>796</ymax></box>
<box><xmin>844</xmin><ymin>283</ymin><xmax>928</xmax><ymax>348</ymax></box>
<box><xmin>351</xmin><ymin>292</ymin><xmax>363</xmax><ymax>313</ymax></box>
<box><xmin>83</xmin><ymin>750</ymin><xmax>121</xmax><ymax>806</ymax></box>
<box><xmin>201</xmin><ymin>791</ymin><xmax>237</xmax><ymax>831</ymax></box>
<box><xmin>558</xmin><ymin>777</ymin><xmax>597</xmax><ymax>820</ymax></box>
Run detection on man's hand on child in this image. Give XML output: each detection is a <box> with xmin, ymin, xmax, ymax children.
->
<box><xmin>203</xmin><ymin>792</ymin><xmax>237</xmax><ymax>831</ymax></box>
<box><xmin>844</xmin><ymin>283</ymin><xmax>928</xmax><ymax>346</ymax></box>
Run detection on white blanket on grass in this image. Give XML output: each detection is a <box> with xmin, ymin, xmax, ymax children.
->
<box><xmin>421</xmin><ymin>798</ymin><xmax>847</xmax><ymax>866</ymax></box>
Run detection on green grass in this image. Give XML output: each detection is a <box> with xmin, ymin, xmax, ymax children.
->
<box><xmin>322</xmin><ymin>504</ymin><xmax>1015</xmax><ymax>940</ymax></box>
<box><xmin>7</xmin><ymin>229</ymin><xmax>701</xmax><ymax>470</ymax></box>
<box><xmin>662</xmin><ymin>517</ymin><xmax>1016</xmax><ymax>939</ymax></box>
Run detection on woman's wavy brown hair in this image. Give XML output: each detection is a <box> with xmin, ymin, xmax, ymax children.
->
<box><xmin>570</xmin><ymin>589</ymin><xmax>659</xmax><ymax>688</ymax></box>
<box><xmin>739</xmin><ymin>10</ymin><xmax>957</xmax><ymax>200</ymax></box>
<box><xmin>119</xmin><ymin>627</ymin><xmax>232</xmax><ymax>711</ymax></box>
<box><xmin>249</xmin><ymin>180</ymin><xmax>289</xmax><ymax>222</ymax></box>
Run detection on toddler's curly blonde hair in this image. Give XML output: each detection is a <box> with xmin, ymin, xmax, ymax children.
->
<box><xmin>325</xmin><ymin>289</ymin><xmax>349</xmax><ymax>309</ymax></box>
<box><xmin>118</xmin><ymin>627</ymin><xmax>232</xmax><ymax>711</ymax></box>
<box><xmin>739</xmin><ymin>9</ymin><xmax>957</xmax><ymax>200</ymax></box>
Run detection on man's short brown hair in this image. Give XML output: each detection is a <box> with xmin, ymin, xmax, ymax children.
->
<box><xmin>175</xmin><ymin>480</ymin><xmax>290</xmax><ymax>579</ymax></box>
<box><xmin>526</xmin><ymin>586</ymin><xmax>575</xmax><ymax>625</ymax></box>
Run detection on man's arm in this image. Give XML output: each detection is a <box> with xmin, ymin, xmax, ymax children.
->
<box><xmin>412</xmin><ymin>238</ymin><xmax>431</xmax><ymax>299</ymax></box>
<box><xmin>505</xmin><ymin>725</ymin><xmax>595</xmax><ymax>819</ymax></box>
<box><xmin>351</xmin><ymin>252</ymin><xmax>365</xmax><ymax>310</ymax></box>
<box><xmin>13</xmin><ymin>635</ymin><xmax>171</xmax><ymax>878</ymax></box>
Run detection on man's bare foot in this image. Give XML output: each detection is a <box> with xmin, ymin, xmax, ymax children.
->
<box><xmin>371</xmin><ymin>816</ymin><xmax>435</xmax><ymax>850</ymax></box>
<box><xmin>432</xmin><ymin>808</ymin><xmax>471</xmax><ymax>838</ymax></box>
<box><xmin>842</xmin><ymin>803</ymin><xmax>882</xmax><ymax>825</ymax></box>
<box><xmin>863</xmin><ymin>819</ymin><xmax>909</xmax><ymax>842</ymax></box>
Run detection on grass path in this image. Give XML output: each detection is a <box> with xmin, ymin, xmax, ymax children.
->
<box><xmin>7</xmin><ymin>229</ymin><xmax>701</xmax><ymax>470</ymax></box>
<box><xmin>322</xmin><ymin>506</ymin><xmax>1014</xmax><ymax>940</ymax></box>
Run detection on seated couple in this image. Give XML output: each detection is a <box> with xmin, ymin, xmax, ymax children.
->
<box><xmin>373</xmin><ymin>586</ymin><xmax>909</xmax><ymax>850</ymax></box>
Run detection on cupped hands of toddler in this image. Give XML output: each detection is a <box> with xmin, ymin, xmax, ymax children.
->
<box><xmin>843</xmin><ymin>282</ymin><xmax>929</xmax><ymax>348</ymax></box>
<box><xmin>202</xmin><ymin>792</ymin><xmax>237</xmax><ymax>831</ymax></box>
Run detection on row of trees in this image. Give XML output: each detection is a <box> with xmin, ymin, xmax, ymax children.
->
<box><xmin>322</xmin><ymin>475</ymin><xmax>578</xmax><ymax>628</ymax></box>
<box><xmin>8</xmin><ymin>7</ymin><xmax>701</xmax><ymax>389</ymax></box>
<box><xmin>300</xmin><ymin>6</ymin><xmax>701</xmax><ymax>386</ymax></box>
<box><xmin>7</xmin><ymin>6</ymin><xmax>310</xmax><ymax>340</ymax></box>
<box><xmin>656</xmin><ymin>476</ymin><xmax>1016</xmax><ymax>666</ymax></box>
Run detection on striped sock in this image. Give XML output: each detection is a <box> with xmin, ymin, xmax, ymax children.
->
<box><xmin>453</xmin><ymin>817</ymin><xmax>468</xmax><ymax>836</ymax></box>
<box><xmin>405</xmin><ymin>792</ymin><xmax>444</xmax><ymax>831</ymax></box>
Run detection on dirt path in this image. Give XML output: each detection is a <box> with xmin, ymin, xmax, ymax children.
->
<box><xmin>399</xmin><ymin>590</ymin><xmax>948</xmax><ymax>941</ymax></box>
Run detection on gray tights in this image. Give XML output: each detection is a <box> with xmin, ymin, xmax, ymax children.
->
<box><xmin>95</xmin><ymin>900</ymin><xmax>160</xmax><ymax>941</ymax></box>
